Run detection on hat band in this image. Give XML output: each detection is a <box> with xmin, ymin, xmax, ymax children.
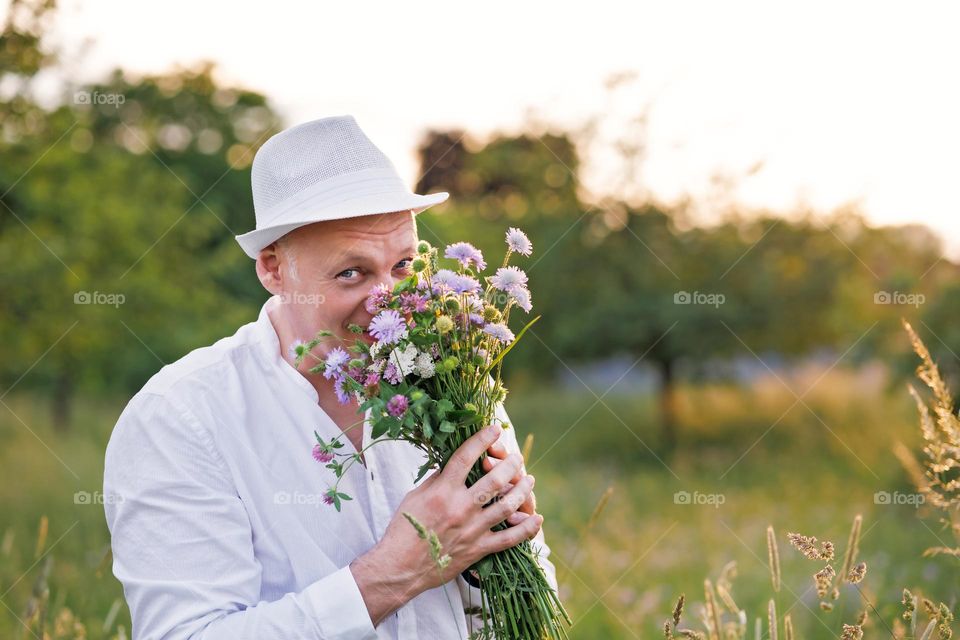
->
<box><xmin>254</xmin><ymin>167</ymin><xmax>409</xmax><ymax>230</ymax></box>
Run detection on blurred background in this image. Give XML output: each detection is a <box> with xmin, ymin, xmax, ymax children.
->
<box><xmin>1</xmin><ymin>0</ymin><xmax>959</xmax><ymax>637</ymax></box>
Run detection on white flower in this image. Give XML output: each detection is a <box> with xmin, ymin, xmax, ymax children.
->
<box><xmin>388</xmin><ymin>343</ymin><xmax>419</xmax><ymax>376</ymax></box>
<box><xmin>510</xmin><ymin>286</ymin><xmax>532</xmax><ymax>313</ymax></box>
<box><xmin>489</xmin><ymin>266</ymin><xmax>528</xmax><ymax>292</ymax></box>
<box><xmin>414</xmin><ymin>351</ymin><xmax>436</xmax><ymax>378</ymax></box>
<box><xmin>505</xmin><ymin>227</ymin><xmax>533</xmax><ymax>256</ymax></box>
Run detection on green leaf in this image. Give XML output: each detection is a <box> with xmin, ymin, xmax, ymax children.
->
<box><xmin>337</xmin><ymin>492</ymin><xmax>352</xmax><ymax>501</ymax></box>
<box><xmin>387</xmin><ymin>416</ymin><xmax>402</xmax><ymax>438</ymax></box>
<box><xmin>379</xmin><ymin>381</ymin><xmax>398</xmax><ymax>399</ymax></box>
<box><xmin>434</xmin><ymin>398</ymin><xmax>454</xmax><ymax>420</ymax></box>
<box><xmin>393</xmin><ymin>275</ymin><xmax>416</xmax><ymax>294</ymax></box>
<box><xmin>475</xmin><ymin>557</ymin><xmax>494</xmax><ymax>579</ymax></box>
<box><xmin>448</xmin><ymin>409</ymin><xmax>481</xmax><ymax>426</ymax></box>
<box><xmin>372</xmin><ymin>417</ymin><xmax>391</xmax><ymax>439</ymax></box>
<box><xmin>414</xmin><ymin>462</ymin><xmax>434</xmax><ymax>483</ymax></box>
<box><xmin>422</xmin><ymin>414</ymin><xmax>433</xmax><ymax>439</ymax></box>
<box><xmin>439</xmin><ymin>420</ymin><xmax>456</xmax><ymax>433</ymax></box>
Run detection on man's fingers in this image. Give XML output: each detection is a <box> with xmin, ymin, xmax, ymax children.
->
<box><xmin>470</xmin><ymin>453</ymin><xmax>523</xmax><ymax>505</ymax></box>
<box><xmin>480</xmin><ymin>474</ymin><xmax>535</xmax><ymax>528</ymax></box>
<box><xmin>486</xmin><ymin>440</ymin><xmax>508</xmax><ymax>459</ymax></box>
<box><xmin>505</xmin><ymin>507</ymin><xmax>540</xmax><ymax>526</ymax></box>
<box><xmin>481</xmin><ymin>455</ymin><xmax>524</xmax><ymax>484</ymax></box>
<box><xmin>484</xmin><ymin>513</ymin><xmax>544</xmax><ymax>554</ymax></box>
<box><xmin>442</xmin><ymin>424</ymin><xmax>502</xmax><ymax>486</ymax></box>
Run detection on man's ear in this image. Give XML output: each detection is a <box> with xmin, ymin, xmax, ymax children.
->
<box><xmin>255</xmin><ymin>242</ymin><xmax>283</xmax><ymax>295</ymax></box>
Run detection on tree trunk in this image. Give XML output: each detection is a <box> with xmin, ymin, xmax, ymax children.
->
<box><xmin>656</xmin><ymin>358</ymin><xmax>677</xmax><ymax>451</ymax></box>
<box><xmin>51</xmin><ymin>371</ymin><xmax>72</xmax><ymax>432</ymax></box>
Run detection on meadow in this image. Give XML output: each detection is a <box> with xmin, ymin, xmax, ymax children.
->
<box><xmin>1</xmin><ymin>360</ymin><xmax>955</xmax><ymax>639</ymax></box>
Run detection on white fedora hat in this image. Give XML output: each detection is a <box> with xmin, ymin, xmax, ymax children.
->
<box><xmin>234</xmin><ymin>115</ymin><xmax>449</xmax><ymax>259</ymax></box>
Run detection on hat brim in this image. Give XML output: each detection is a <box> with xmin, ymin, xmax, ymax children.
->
<box><xmin>234</xmin><ymin>191</ymin><xmax>449</xmax><ymax>259</ymax></box>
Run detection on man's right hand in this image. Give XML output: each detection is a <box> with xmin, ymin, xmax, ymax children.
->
<box><xmin>349</xmin><ymin>423</ymin><xmax>543</xmax><ymax>626</ymax></box>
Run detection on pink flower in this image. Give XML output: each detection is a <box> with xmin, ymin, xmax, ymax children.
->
<box><xmin>312</xmin><ymin>444</ymin><xmax>334</xmax><ymax>463</ymax></box>
<box><xmin>387</xmin><ymin>394</ymin><xmax>409</xmax><ymax>418</ymax></box>
<box><xmin>365</xmin><ymin>283</ymin><xmax>392</xmax><ymax>314</ymax></box>
<box><xmin>400</xmin><ymin>291</ymin><xmax>430</xmax><ymax>313</ymax></box>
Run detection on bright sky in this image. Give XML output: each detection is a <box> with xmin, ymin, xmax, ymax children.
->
<box><xmin>27</xmin><ymin>0</ymin><xmax>960</xmax><ymax>257</ymax></box>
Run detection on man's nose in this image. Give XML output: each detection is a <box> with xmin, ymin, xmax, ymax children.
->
<box><xmin>373</xmin><ymin>270</ymin><xmax>404</xmax><ymax>290</ymax></box>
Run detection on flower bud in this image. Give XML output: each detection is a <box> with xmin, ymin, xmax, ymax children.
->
<box><xmin>483</xmin><ymin>304</ymin><xmax>501</xmax><ymax>322</ymax></box>
<box><xmin>435</xmin><ymin>315</ymin><xmax>455</xmax><ymax>334</ymax></box>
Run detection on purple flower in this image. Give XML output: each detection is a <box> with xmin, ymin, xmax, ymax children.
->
<box><xmin>482</xmin><ymin>322</ymin><xmax>515</xmax><ymax>343</ymax></box>
<box><xmin>312</xmin><ymin>444</ymin><xmax>334</xmax><ymax>463</ymax></box>
<box><xmin>386</xmin><ymin>394</ymin><xmax>409</xmax><ymax>418</ymax></box>
<box><xmin>430</xmin><ymin>269</ymin><xmax>459</xmax><ymax>294</ymax></box>
<box><xmin>368</xmin><ymin>309</ymin><xmax>408</xmax><ymax>345</ymax></box>
<box><xmin>333</xmin><ymin>375</ymin><xmax>352</xmax><ymax>404</ymax></box>
<box><xmin>505</xmin><ymin>227</ymin><xmax>533</xmax><ymax>256</ymax></box>
<box><xmin>444</xmin><ymin>242</ymin><xmax>487</xmax><ymax>271</ymax></box>
<box><xmin>365</xmin><ymin>283</ymin><xmax>392</xmax><ymax>314</ymax></box>
<box><xmin>383</xmin><ymin>361</ymin><xmax>403</xmax><ymax>384</ymax></box>
<box><xmin>322</xmin><ymin>493</ymin><xmax>335</xmax><ymax>505</ymax></box>
<box><xmin>323</xmin><ymin>347</ymin><xmax>351</xmax><ymax>380</ymax></box>
<box><xmin>488</xmin><ymin>266</ymin><xmax>528</xmax><ymax>293</ymax></box>
<box><xmin>451</xmin><ymin>273</ymin><xmax>481</xmax><ymax>296</ymax></box>
<box><xmin>364</xmin><ymin>371</ymin><xmax>381</xmax><ymax>387</ymax></box>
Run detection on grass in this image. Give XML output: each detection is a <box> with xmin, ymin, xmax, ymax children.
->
<box><xmin>0</xmin><ymin>360</ymin><xmax>957</xmax><ymax>638</ymax></box>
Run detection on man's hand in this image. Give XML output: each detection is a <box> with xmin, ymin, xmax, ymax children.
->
<box><xmin>481</xmin><ymin>435</ymin><xmax>536</xmax><ymax>516</ymax></box>
<box><xmin>350</xmin><ymin>424</ymin><xmax>542</xmax><ymax>626</ymax></box>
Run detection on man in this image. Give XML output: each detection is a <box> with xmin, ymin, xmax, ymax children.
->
<box><xmin>103</xmin><ymin>115</ymin><xmax>557</xmax><ymax>639</ymax></box>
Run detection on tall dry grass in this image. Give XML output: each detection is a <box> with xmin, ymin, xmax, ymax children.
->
<box><xmin>660</xmin><ymin>323</ymin><xmax>959</xmax><ymax>639</ymax></box>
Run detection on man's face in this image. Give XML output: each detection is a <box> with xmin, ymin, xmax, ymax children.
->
<box><xmin>262</xmin><ymin>210</ymin><xmax>418</xmax><ymax>357</ymax></box>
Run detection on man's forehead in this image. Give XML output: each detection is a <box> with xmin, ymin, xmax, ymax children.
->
<box><xmin>325</xmin><ymin>228</ymin><xmax>418</xmax><ymax>263</ymax></box>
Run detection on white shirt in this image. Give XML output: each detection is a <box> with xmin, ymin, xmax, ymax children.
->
<box><xmin>103</xmin><ymin>294</ymin><xmax>557</xmax><ymax>640</ymax></box>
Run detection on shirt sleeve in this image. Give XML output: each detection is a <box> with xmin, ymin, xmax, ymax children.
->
<box><xmin>102</xmin><ymin>392</ymin><xmax>378</xmax><ymax>640</ymax></box>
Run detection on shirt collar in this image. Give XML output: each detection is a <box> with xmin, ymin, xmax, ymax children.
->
<box><xmin>253</xmin><ymin>295</ymin><xmax>321</xmax><ymax>403</ymax></box>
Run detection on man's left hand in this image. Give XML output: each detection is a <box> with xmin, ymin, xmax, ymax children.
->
<box><xmin>482</xmin><ymin>439</ymin><xmax>537</xmax><ymax>520</ymax></box>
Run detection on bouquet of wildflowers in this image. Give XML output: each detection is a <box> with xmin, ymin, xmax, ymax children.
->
<box><xmin>294</xmin><ymin>227</ymin><xmax>570</xmax><ymax>639</ymax></box>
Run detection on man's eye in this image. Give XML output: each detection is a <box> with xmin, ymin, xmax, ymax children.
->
<box><xmin>395</xmin><ymin>258</ymin><xmax>413</xmax><ymax>271</ymax></box>
<box><xmin>337</xmin><ymin>268</ymin><xmax>360</xmax><ymax>280</ymax></box>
